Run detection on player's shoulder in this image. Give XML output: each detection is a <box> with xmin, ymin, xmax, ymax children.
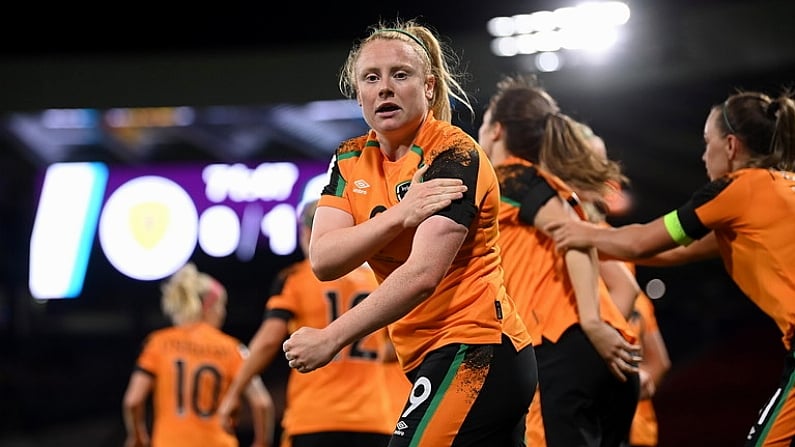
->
<box><xmin>200</xmin><ymin>325</ymin><xmax>245</xmax><ymax>352</ymax></box>
<box><xmin>148</xmin><ymin>325</ymin><xmax>177</xmax><ymax>339</ymax></box>
<box><xmin>270</xmin><ymin>260</ymin><xmax>314</xmax><ymax>295</ymax></box>
<box><xmin>276</xmin><ymin>260</ymin><xmax>311</xmax><ymax>281</ymax></box>
<box><xmin>337</xmin><ymin>134</ymin><xmax>369</xmax><ymax>157</ymax></box>
<box><xmin>495</xmin><ymin>159</ymin><xmax>537</xmax><ymax>179</ymax></box>
<box><xmin>424</xmin><ymin>123</ymin><xmax>477</xmax><ymax>159</ymax></box>
<box><xmin>137</xmin><ymin>325</ymin><xmax>176</xmax><ymax>350</ymax></box>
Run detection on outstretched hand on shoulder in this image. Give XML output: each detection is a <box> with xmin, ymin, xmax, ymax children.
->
<box><xmin>544</xmin><ymin>219</ymin><xmax>600</xmax><ymax>251</ymax></box>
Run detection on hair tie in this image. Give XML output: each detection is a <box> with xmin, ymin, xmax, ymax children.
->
<box><xmin>721</xmin><ymin>101</ymin><xmax>736</xmax><ymax>134</ymax></box>
<box><xmin>765</xmin><ymin>99</ymin><xmax>781</xmax><ymax>155</ymax></box>
<box><xmin>201</xmin><ymin>277</ymin><xmax>223</xmax><ymax>312</ymax></box>
<box><xmin>376</xmin><ymin>28</ymin><xmax>430</xmax><ymax>57</ymax></box>
<box><xmin>766</xmin><ymin>99</ymin><xmax>781</xmax><ymax>121</ymax></box>
<box><xmin>544</xmin><ymin>111</ymin><xmax>564</xmax><ymax>125</ymax></box>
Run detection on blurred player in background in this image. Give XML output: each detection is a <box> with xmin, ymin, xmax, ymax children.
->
<box><xmin>122</xmin><ymin>262</ymin><xmax>275</xmax><ymax>447</ymax></box>
<box><xmin>218</xmin><ymin>200</ymin><xmax>399</xmax><ymax>447</ymax></box>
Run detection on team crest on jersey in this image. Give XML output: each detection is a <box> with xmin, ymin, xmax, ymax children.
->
<box><xmin>396</xmin><ymin>181</ymin><xmax>411</xmax><ymax>201</ymax></box>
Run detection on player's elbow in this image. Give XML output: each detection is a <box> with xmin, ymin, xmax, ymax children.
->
<box><xmin>122</xmin><ymin>393</ymin><xmax>142</xmax><ymax>413</ymax></box>
<box><xmin>308</xmin><ymin>252</ymin><xmax>346</xmax><ymax>281</ymax></box>
<box><xmin>310</xmin><ymin>262</ymin><xmax>345</xmax><ymax>281</ymax></box>
<box><xmin>249</xmin><ymin>392</ymin><xmax>274</xmax><ymax>413</ymax></box>
<box><xmin>409</xmin><ymin>263</ymin><xmax>447</xmax><ymax>298</ymax></box>
<box><xmin>660</xmin><ymin>355</ymin><xmax>672</xmax><ymax>375</ymax></box>
<box><xmin>415</xmin><ymin>275</ymin><xmax>441</xmax><ymax>298</ymax></box>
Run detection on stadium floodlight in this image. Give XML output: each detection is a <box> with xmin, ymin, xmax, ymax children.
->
<box><xmin>487</xmin><ymin>1</ymin><xmax>630</xmax><ymax>66</ymax></box>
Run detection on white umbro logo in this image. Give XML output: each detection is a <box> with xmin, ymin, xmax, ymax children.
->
<box><xmin>394</xmin><ymin>420</ymin><xmax>409</xmax><ymax>437</ymax></box>
<box><xmin>353</xmin><ymin>179</ymin><xmax>370</xmax><ymax>194</ymax></box>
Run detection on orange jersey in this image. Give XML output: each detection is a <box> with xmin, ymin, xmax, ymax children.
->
<box><xmin>135</xmin><ymin>322</ymin><xmax>247</xmax><ymax>447</ymax></box>
<box><xmin>319</xmin><ymin>112</ymin><xmax>531</xmax><ymax>372</ymax></box>
<box><xmin>494</xmin><ymin>157</ymin><xmax>635</xmax><ymax>345</ymax></box>
<box><xmin>266</xmin><ymin>261</ymin><xmax>396</xmax><ymax>436</ymax></box>
<box><xmin>665</xmin><ymin>168</ymin><xmax>795</xmax><ymax>349</ymax></box>
<box><xmin>628</xmin><ymin>292</ymin><xmax>660</xmax><ymax>446</ymax></box>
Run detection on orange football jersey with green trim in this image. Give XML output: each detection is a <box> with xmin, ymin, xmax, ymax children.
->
<box><xmin>319</xmin><ymin>112</ymin><xmax>531</xmax><ymax>372</ymax></box>
<box><xmin>665</xmin><ymin>168</ymin><xmax>795</xmax><ymax>349</ymax></box>
<box><xmin>494</xmin><ymin>157</ymin><xmax>635</xmax><ymax>345</ymax></box>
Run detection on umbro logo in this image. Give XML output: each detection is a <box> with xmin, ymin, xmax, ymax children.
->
<box><xmin>353</xmin><ymin>179</ymin><xmax>370</xmax><ymax>194</ymax></box>
<box><xmin>394</xmin><ymin>420</ymin><xmax>408</xmax><ymax>437</ymax></box>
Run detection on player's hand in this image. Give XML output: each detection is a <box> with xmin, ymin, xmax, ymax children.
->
<box><xmin>282</xmin><ymin>327</ymin><xmax>337</xmax><ymax>373</ymax></box>
<box><xmin>544</xmin><ymin>219</ymin><xmax>599</xmax><ymax>251</ymax></box>
<box><xmin>399</xmin><ymin>165</ymin><xmax>466</xmax><ymax>228</ymax></box>
<box><xmin>217</xmin><ymin>392</ymin><xmax>241</xmax><ymax>434</ymax></box>
<box><xmin>124</xmin><ymin>433</ymin><xmax>150</xmax><ymax>447</ymax></box>
<box><xmin>581</xmin><ymin>320</ymin><xmax>642</xmax><ymax>382</ymax></box>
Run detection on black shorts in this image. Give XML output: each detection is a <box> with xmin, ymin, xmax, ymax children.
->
<box><xmin>744</xmin><ymin>346</ymin><xmax>795</xmax><ymax>446</ymax></box>
<box><xmin>389</xmin><ymin>334</ymin><xmax>537</xmax><ymax>447</ymax></box>
<box><xmin>291</xmin><ymin>431</ymin><xmax>391</xmax><ymax>447</ymax></box>
<box><xmin>535</xmin><ymin>324</ymin><xmax>639</xmax><ymax>447</ymax></box>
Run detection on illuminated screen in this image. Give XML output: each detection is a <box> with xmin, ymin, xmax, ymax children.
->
<box><xmin>29</xmin><ymin>159</ymin><xmax>330</xmax><ymax>299</ymax></box>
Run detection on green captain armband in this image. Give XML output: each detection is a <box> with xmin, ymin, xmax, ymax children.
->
<box><xmin>663</xmin><ymin>210</ymin><xmax>693</xmax><ymax>246</ymax></box>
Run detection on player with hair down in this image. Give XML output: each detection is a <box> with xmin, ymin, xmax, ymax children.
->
<box><xmin>546</xmin><ymin>90</ymin><xmax>795</xmax><ymax>446</ymax></box>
